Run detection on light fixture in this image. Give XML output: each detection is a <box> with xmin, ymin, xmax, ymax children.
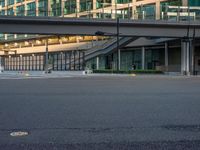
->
<box><xmin>5</xmin><ymin>43</ymin><xmax>8</xmax><ymax>47</ymax></box>
<box><xmin>36</xmin><ymin>40</ymin><xmax>41</xmax><ymax>44</ymax></box>
<box><xmin>25</xmin><ymin>41</ymin><xmax>29</xmax><ymax>45</ymax></box>
<box><xmin>14</xmin><ymin>43</ymin><xmax>18</xmax><ymax>46</ymax></box>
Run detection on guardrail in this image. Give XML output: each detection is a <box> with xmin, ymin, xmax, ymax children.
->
<box><xmin>1</xmin><ymin>5</ymin><xmax>200</xmax><ymax>21</ymax></box>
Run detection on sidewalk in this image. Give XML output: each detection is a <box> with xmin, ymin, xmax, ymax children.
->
<box><xmin>0</xmin><ymin>71</ymin><xmax>85</xmax><ymax>79</ymax></box>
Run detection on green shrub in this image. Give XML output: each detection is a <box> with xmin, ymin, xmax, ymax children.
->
<box><xmin>93</xmin><ymin>69</ymin><xmax>163</xmax><ymax>74</ymax></box>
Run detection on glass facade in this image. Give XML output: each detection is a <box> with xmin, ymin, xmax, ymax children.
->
<box><xmin>7</xmin><ymin>0</ymin><xmax>14</xmax><ymax>5</ymax></box>
<box><xmin>189</xmin><ymin>0</ymin><xmax>200</xmax><ymax>6</ymax></box>
<box><xmin>64</xmin><ymin>0</ymin><xmax>76</xmax><ymax>15</ymax></box>
<box><xmin>3</xmin><ymin>50</ymin><xmax>85</xmax><ymax>71</ymax></box>
<box><xmin>38</xmin><ymin>0</ymin><xmax>48</xmax><ymax>16</ymax></box>
<box><xmin>137</xmin><ymin>4</ymin><xmax>155</xmax><ymax>20</ymax></box>
<box><xmin>0</xmin><ymin>0</ymin><xmax>5</xmax><ymax>7</ymax></box>
<box><xmin>16</xmin><ymin>5</ymin><xmax>25</xmax><ymax>16</ymax></box>
<box><xmin>27</xmin><ymin>2</ymin><xmax>36</xmax><ymax>16</ymax></box>
<box><xmin>51</xmin><ymin>0</ymin><xmax>62</xmax><ymax>16</ymax></box>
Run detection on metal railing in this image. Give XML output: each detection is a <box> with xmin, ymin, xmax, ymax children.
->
<box><xmin>1</xmin><ymin>5</ymin><xmax>200</xmax><ymax>21</ymax></box>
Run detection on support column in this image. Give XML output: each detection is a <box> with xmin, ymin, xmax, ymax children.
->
<box><xmin>36</xmin><ymin>0</ymin><xmax>39</xmax><ymax>16</ymax></box>
<box><xmin>4</xmin><ymin>0</ymin><xmax>7</xmax><ymax>15</ymax></box>
<box><xmin>182</xmin><ymin>0</ymin><xmax>188</xmax><ymax>6</ymax></box>
<box><xmin>118</xmin><ymin>49</ymin><xmax>121</xmax><ymax>70</ymax></box>
<box><xmin>156</xmin><ymin>0</ymin><xmax>160</xmax><ymax>20</ymax></box>
<box><xmin>45</xmin><ymin>39</ymin><xmax>49</xmax><ymax>73</ymax></box>
<box><xmin>92</xmin><ymin>0</ymin><xmax>96</xmax><ymax>18</ymax></box>
<box><xmin>24</xmin><ymin>1</ymin><xmax>27</xmax><ymax>16</ymax></box>
<box><xmin>165</xmin><ymin>42</ymin><xmax>168</xmax><ymax>72</ymax></box>
<box><xmin>181</xmin><ymin>39</ymin><xmax>191</xmax><ymax>75</ymax></box>
<box><xmin>132</xmin><ymin>0</ymin><xmax>136</xmax><ymax>19</ymax></box>
<box><xmin>190</xmin><ymin>39</ymin><xmax>195</xmax><ymax>75</ymax></box>
<box><xmin>96</xmin><ymin>56</ymin><xmax>99</xmax><ymax>70</ymax></box>
<box><xmin>111</xmin><ymin>0</ymin><xmax>116</xmax><ymax>19</ymax></box>
<box><xmin>61</xmin><ymin>0</ymin><xmax>65</xmax><ymax>17</ymax></box>
<box><xmin>142</xmin><ymin>47</ymin><xmax>145</xmax><ymax>70</ymax></box>
<box><xmin>76</xmin><ymin>0</ymin><xmax>80</xmax><ymax>18</ymax></box>
<box><xmin>48</xmin><ymin>0</ymin><xmax>51</xmax><ymax>16</ymax></box>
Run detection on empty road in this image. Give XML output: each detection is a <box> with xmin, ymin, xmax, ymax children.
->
<box><xmin>0</xmin><ymin>75</ymin><xmax>200</xmax><ymax>149</ymax></box>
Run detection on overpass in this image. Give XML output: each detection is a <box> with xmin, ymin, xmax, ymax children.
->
<box><xmin>0</xmin><ymin>16</ymin><xmax>200</xmax><ymax>38</ymax></box>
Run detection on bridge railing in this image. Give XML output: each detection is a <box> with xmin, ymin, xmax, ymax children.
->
<box><xmin>1</xmin><ymin>5</ymin><xmax>200</xmax><ymax>22</ymax></box>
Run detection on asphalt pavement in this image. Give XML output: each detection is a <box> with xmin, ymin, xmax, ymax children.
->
<box><xmin>0</xmin><ymin>75</ymin><xmax>200</xmax><ymax>149</ymax></box>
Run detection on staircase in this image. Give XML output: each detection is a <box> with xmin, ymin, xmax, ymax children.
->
<box><xmin>85</xmin><ymin>37</ymin><xmax>138</xmax><ymax>61</ymax></box>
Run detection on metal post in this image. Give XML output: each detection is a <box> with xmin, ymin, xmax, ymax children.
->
<box><xmin>165</xmin><ymin>42</ymin><xmax>169</xmax><ymax>72</ymax></box>
<box><xmin>45</xmin><ymin>39</ymin><xmax>49</xmax><ymax>73</ymax></box>
<box><xmin>142</xmin><ymin>47</ymin><xmax>145</xmax><ymax>70</ymax></box>
<box><xmin>96</xmin><ymin>56</ymin><xmax>99</xmax><ymax>70</ymax></box>
<box><xmin>117</xmin><ymin>17</ymin><xmax>120</xmax><ymax>71</ymax></box>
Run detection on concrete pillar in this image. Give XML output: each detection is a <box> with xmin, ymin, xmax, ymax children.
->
<box><xmin>93</xmin><ymin>0</ymin><xmax>96</xmax><ymax>18</ymax></box>
<box><xmin>61</xmin><ymin>0</ymin><xmax>65</xmax><ymax>17</ymax></box>
<box><xmin>76</xmin><ymin>0</ymin><xmax>80</xmax><ymax>18</ymax></box>
<box><xmin>156</xmin><ymin>0</ymin><xmax>160</xmax><ymax>20</ymax></box>
<box><xmin>181</xmin><ymin>40</ymin><xmax>191</xmax><ymax>75</ymax></box>
<box><xmin>182</xmin><ymin>0</ymin><xmax>188</xmax><ymax>6</ymax></box>
<box><xmin>24</xmin><ymin>1</ymin><xmax>28</xmax><ymax>16</ymax></box>
<box><xmin>142</xmin><ymin>47</ymin><xmax>145</xmax><ymax>70</ymax></box>
<box><xmin>132</xmin><ymin>0</ymin><xmax>136</xmax><ymax>19</ymax></box>
<box><xmin>190</xmin><ymin>40</ymin><xmax>195</xmax><ymax>74</ymax></box>
<box><xmin>118</xmin><ymin>49</ymin><xmax>121</xmax><ymax>70</ymax></box>
<box><xmin>4</xmin><ymin>0</ymin><xmax>7</xmax><ymax>15</ymax></box>
<box><xmin>96</xmin><ymin>56</ymin><xmax>99</xmax><ymax>70</ymax></box>
<box><xmin>48</xmin><ymin>0</ymin><xmax>51</xmax><ymax>16</ymax></box>
<box><xmin>165</xmin><ymin>42</ymin><xmax>168</xmax><ymax>71</ymax></box>
<box><xmin>111</xmin><ymin>0</ymin><xmax>116</xmax><ymax>19</ymax></box>
<box><xmin>36</xmin><ymin>0</ymin><xmax>39</xmax><ymax>16</ymax></box>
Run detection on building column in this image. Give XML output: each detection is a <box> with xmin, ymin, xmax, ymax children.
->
<box><xmin>93</xmin><ymin>0</ymin><xmax>97</xmax><ymax>18</ymax></box>
<box><xmin>111</xmin><ymin>0</ymin><xmax>116</xmax><ymax>19</ymax></box>
<box><xmin>132</xmin><ymin>0</ymin><xmax>136</xmax><ymax>19</ymax></box>
<box><xmin>48</xmin><ymin>0</ymin><xmax>51</xmax><ymax>16</ymax></box>
<box><xmin>142</xmin><ymin>47</ymin><xmax>145</xmax><ymax>70</ymax></box>
<box><xmin>190</xmin><ymin>40</ymin><xmax>195</xmax><ymax>75</ymax></box>
<box><xmin>165</xmin><ymin>42</ymin><xmax>169</xmax><ymax>72</ymax></box>
<box><xmin>96</xmin><ymin>56</ymin><xmax>99</xmax><ymax>70</ymax></box>
<box><xmin>76</xmin><ymin>0</ymin><xmax>80</xmax><ymax>18</ymax></box>
<box><xmin>118</xmin><ymin>49</ymin><xmax>121</xmax><ymax>70</ymax></box>
<box><xmin>182</xmin><ymin>0</ymin><xmax>188</xmax><ymax>6</ymax></box>
<box><xmin>36</xmin><ymin>0</ymin><xmax>39</xmax><ymax>16</ymax></box>
<box><xmin>4</xmin><ymin>0</ymin><xmax>7</xmax><ymax>15</ymax></box>
<box><xmin>156</xmin><ymin>0</ymin><xmax>160</xmax><ymax>20</ymax></box>
<box><xmin>61</xmin><ymin>0</ymin><xmax>65</xmax><ymax>17</ymax></box>
<box><xmin>181</xmin><ymin>39</ymin><xmax>192</xmax><ymax>75</ymax></box>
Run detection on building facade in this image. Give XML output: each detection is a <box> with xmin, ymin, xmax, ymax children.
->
<box><xmin>0</xmin><ymin>0</ymin><xmax>200</xmax><ymax>74</ymax></box>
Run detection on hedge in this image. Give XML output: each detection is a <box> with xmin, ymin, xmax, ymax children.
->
<box><xmin>93</xmin><ymin>69</ymin><xmax>163</xmax><ymax>74</ymax></box>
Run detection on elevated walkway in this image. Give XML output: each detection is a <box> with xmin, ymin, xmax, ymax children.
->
<box><xmin>0</xmin><ymin>16</ymin><xmax>200</xmax><ymax>38</ymax></box>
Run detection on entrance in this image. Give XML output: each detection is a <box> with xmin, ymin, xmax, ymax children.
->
<box><xmin>194</xmin><ymin>56</ymin><xmax>200</xmax><ymax>75</ymax></box>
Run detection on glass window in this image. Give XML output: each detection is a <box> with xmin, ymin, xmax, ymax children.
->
<box><xmin>16</xmin><ymin>5</ymin><xmax>25</xmax><ymax>16</ymax></box>
<box><xmin>0</xmin><ymin>0</ymin><xmax>5</xmax><ymax>7</ymax></box>
<box><xmin>51</xmin><ymin>0</ymin><xmax>61</xmax><ymax>16</ymax></box>
<box><xmin>7</xmin><ymin>8</ymin><xmax>14</xmax><ymax>15</ymax></box>
<box><xmin>7</xmin><ymin>0</ymin><xmax>14</xmax><ymax>6</ymax></box>
<box><xmin>27</xmin><ymin>2</ymin><xmax>36</xmax><ymax>16</ymax></box>
<box><xmin>64</xmin><ymin>0</ymin><xmax>76</xmax><ymax>14</ymax></box>
<box><xmin>189</xmin><ymin>0</ymin><xmax>200</xmax><ymax>6</ymax></box>
<box><xmin>38</xmin><ymin>0</ymin><xmax>48</xmax><ymax>16</ymax></box>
